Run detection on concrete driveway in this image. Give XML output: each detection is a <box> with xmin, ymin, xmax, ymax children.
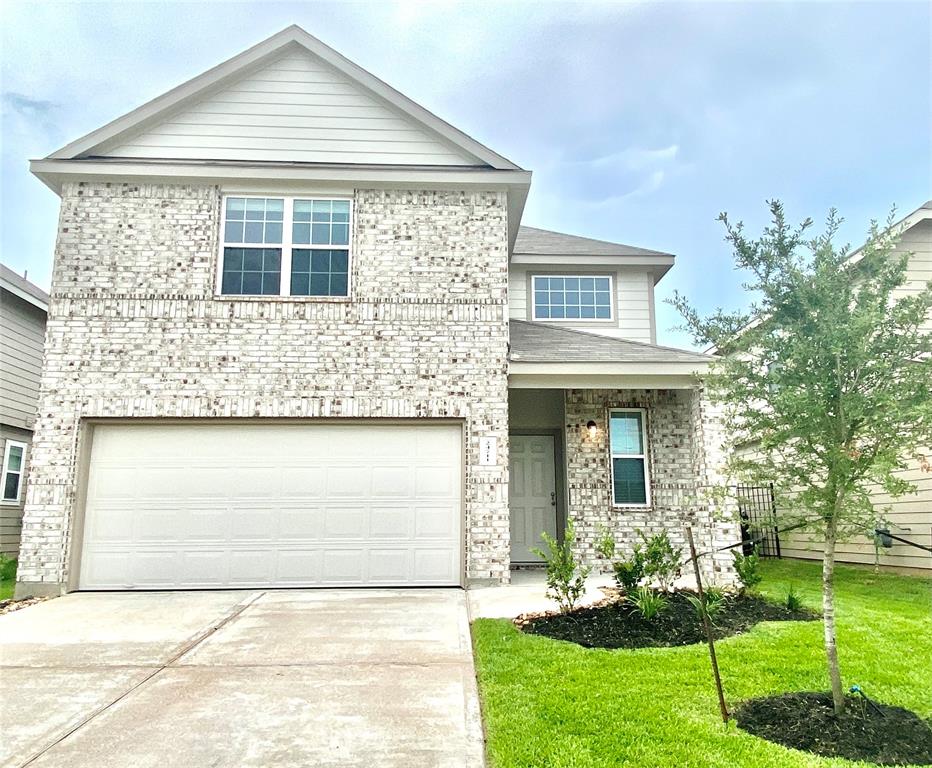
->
<box><xmin>0</xmin><ymin>589</ymin><xmax>484</xmax><ymax>768</ymax></box>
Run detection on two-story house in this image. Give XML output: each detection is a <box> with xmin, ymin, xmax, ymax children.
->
<box><xmin>16</xmin><ymin>26</ymin><xmax>737</xmax><ymax>597</ymax></box>
<box><xmin>1</xmin><ymin>265</ymin><xmax>49</xmax><ymax>558</ymax></box>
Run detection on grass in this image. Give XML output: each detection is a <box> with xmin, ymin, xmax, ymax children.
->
<box><xmin>0</xmin><ymin>556</ymin><xmax>17</xmax><ymax>601</ymax></box>
<box><xmin>472</xmin><ymin>560</ymin><xmax>932</xmax><ymax>768</ymax></box>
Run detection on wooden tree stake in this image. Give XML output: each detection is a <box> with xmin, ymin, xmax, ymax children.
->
<box><xmin>686</xmin><ymin>526</ymin><xmax>730</xmax><ymax>724</ymax></box>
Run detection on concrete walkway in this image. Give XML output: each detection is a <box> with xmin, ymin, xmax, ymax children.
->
<box><xmin>0</xmin><ymin>589</ymin><xmax>484</xmax><ymax>768</ymax></box>
<box><xmin>467</xmin><ymin>569</ymin><xmax>616</xmax><ymax>619</ymax></box>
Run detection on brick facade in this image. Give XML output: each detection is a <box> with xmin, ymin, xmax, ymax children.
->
<box><xmin>564</xmin><ymin>388</ymin><xmax>738</xmax><ymax>585</ymax></box>
<box><xmin>17</xmin><ymin>182</ymin><xmax>511</xmax><ymax>592</ymax></box>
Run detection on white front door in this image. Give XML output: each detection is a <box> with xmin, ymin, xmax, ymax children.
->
<box><xmin>78</xmin><ymin>422</ymin><xmax>463</xmax><ymax>589</ymax></box>
<box><xmin>508</xmin><ymin>434</ymin><xmax>558</xmax><ymax>563</ymax></box>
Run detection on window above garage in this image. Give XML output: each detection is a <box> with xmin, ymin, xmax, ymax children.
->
<box><xmin>218</xmin><ymin>196</ymin><xmax>352</xmax><ymax>298</ymax></box>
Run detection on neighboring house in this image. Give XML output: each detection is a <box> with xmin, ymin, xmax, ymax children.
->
<box><xmin>16</xmin><ymin>26</ymin><xmax>737</xmax><ymax>597</ymax></box>
<box><xmin>0</xmin><ymin>265</ymin><xmax>49</xmax><ymax>557</ymax></box>
<box><xmin>776</xmin><ymin>202</ymin><xmax>932</xmax><ymax>573</ymax></box>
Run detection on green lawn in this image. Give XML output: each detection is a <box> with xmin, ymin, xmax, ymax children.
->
<box><xmin>0</xmin><ymin>556</ymin><xmax>17</xmax><ymax>601</ymax></box>
<box><xmin>472</xmin><ymin>560</ymin><xmax>932</xmax><ymax>768</ymax></box>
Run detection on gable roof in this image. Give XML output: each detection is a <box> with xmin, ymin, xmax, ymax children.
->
<box><xmin>46</xmin><ymin>25</ymin><xmax>521</xmax><ymax>171</ymax></box>
<box><xmin>845</xmin><ymin>200</ymin><xmax>932</xmax><ymax>267</ymax></box>
<box><xmin>0</xmin><ymin>264</ymin><xmax>49</xmax><ymax>311</ymax></box>
<box><xmin>515</xmin><ymin>226</ymin><xmax>672</xmax><ymax>258</ymax></box>
<box><xmin>509</xmin><ymin>320</ymin><xmax>713</xmax><ymax>364</ymax></box>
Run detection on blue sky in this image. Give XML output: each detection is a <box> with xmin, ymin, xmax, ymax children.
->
<box><xmin>2</xmin><ymin>0</ymin><xmax>929</xmax><ymax>348</ymax></box>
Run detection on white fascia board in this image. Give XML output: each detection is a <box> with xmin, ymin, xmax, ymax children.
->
<box><xmin>1</xmin><ymin>281</ymin><xmax>48</xmax><ymax>312</ymax></box>
<box><xmin>508</xmin><ymin>372</ymin><xmax>702</xmax><ymax>390</ymax></box>
<box><xmin>30</xmin><ymin>159</ymin><xmax>530</xmax><ymax>192</ymax></box>
<box><xmin>45</xmin><ymin>26</ymin><xmax>521</xmax><ymax>172</ymax></box>
<box><xmin>511</xmin><ymin>253</ymin><xmax>674</xmax><ymax>279</ymax></box>
<box><xmin>509</xmin><ymin>361</ymin><xmax>710</xmax><ymax>377</ymax></box>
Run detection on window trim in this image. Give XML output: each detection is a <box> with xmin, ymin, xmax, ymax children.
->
<box><xmin>608</xmin><ymin>408</ymin><xmax>651</xmax><ymax>508</ymax></box>
<box><xmin>1</xmin><ymin>440</ymin><xmax>26</xmax><ymax>505</ymax></box>
<box><xmin>216</xmin><ymin>194</ymin><xmax>354</xmax><ymax>299</ymax></box>
<box><xmin>530</xmin><ymin>273</ymin><xmax>615</xmax><ymax>322</ymax></box>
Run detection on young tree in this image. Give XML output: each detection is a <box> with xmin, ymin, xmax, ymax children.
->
<box><xmin>672</xmin><ymin>201</ymin><xmax>932</xmax><ymax>715</ymax></box>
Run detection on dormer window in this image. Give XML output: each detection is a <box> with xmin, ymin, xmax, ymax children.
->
<box><xmin>218</xmin><ymin>196</ymin><xmax>352</xmax><ymax>298</ymax></box>
<box><xmin>531</xmin><ymin>275</ymin><xmax>613</xmax><ymax>321</ymax></box>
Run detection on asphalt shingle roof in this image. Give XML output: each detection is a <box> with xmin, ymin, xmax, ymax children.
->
<box><xmin>514</xmin><ymin>226</ymin><xmax>672</xmax><ymax>258</ymax></box>
<box><xmin>508</xmin><ymin>320</ymin><xmax>714</xmax><ymax>364</ymax></box>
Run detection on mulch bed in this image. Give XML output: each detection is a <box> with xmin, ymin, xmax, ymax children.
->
<box><xmin>0</xmin><ymin>596</ymin><xmax>49</xmax><ymax>616</ymax></box>
<box><xmin>519</xmin><ymin>590</ymin><xmax>817</xmax><ymax>649</ymax></box>
<box><xmin>735</xmin><ymin>692</ymin><xmax>932</xmax><ymax>765</ymax></box>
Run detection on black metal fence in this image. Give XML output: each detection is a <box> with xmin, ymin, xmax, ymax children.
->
<box><xmin>736</xmin><ymin>483</ymin><xmax>781</xmax><ymax>558</ymax></box>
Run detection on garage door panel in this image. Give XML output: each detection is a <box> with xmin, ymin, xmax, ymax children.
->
<box><xmin>369</xmin><ymin>506</ymin><xmax>413</xmax><ymax>538</ymax></box>
<box><xmin>79</xmin><ymin>423</ymin><xmax>462</xmax><ymax>589</ymax></box>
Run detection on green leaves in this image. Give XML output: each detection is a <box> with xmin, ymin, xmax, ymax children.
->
<box><xmin>672</xmin><ymin>201</ymin><xmax>932</xmax><ymax>535</ymax></box>
<box><xmin>531</xmin><ymin>519</ymin><xmax>591</xmax><ymax>614</ymax></box>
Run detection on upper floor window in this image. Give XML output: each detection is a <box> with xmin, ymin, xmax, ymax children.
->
<box><xmin>1</xmin><ymin>441</ymin><xmax>26</xmax><ymax>504</ymax></box>
<box><xmin>609</xmin><ymin>409</ymin><xmax>650</xmax><ymax>506</ymax></box>
<box><xmin>219</xmin><ymin>196</ymin><xmax>351</xmax><ymax>297</ymax></box>
<box><xmin>532</xmin><ymin>275</ymin><xmax>613</xmax><ymax>320</ymax></box>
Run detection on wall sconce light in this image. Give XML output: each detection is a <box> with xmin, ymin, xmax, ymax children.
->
<box><xmin>586</xmin><ymin>420</ymin><xmax>598</xmax><ymax>440</ymax></box>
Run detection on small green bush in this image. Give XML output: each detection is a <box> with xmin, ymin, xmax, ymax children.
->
<box><xmin>629</xmin><ymin>586</ymin><xmax>668</xmax><ymax>620</ymax></box>
<box><xmin>785</xmin><ymin>584</ymin><xmax>804</xmax><ymax>612</ymax></box>
<box><xmin>686</xmin><ymin>586</ymin><xmax>729</xmax><ymax>625</ymax></box>
<box><xmin>639</xmin><ymin>531</ymin><xmax>682</xmax><ymax>591</ymax></box>
<box><xmin>612</xmin><ymin>551</ymin><xmax>645</xmax><ymax>592</ymax></box>
<box><xmin>531</xmin><ymin>520</ymin><xmax>591</xmax><ymax>614</ymax></box>
<box><xmin>594</xmin><ymin>526</ymin><xmax>616</xmax><ymax>561</ymax></box>
<box><xmin>732</xmin><ymin>547</ymin><xmax>763</xmax><ymax>592</ymax></box>
<box><xmin>0</xmin><ymin>555</ymin><xmax>16</xmax><ymax>582</ymax></box>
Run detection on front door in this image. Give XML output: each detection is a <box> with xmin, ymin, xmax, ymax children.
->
<box><xmin>508</xmin><ymin>434</ymin><xmax>558</xmax><ymax>563</ymax></box>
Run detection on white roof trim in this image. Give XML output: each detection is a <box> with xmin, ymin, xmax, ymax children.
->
<box><xmin>46</xmin><ymin>25</ymin><xmax>522</xmax><ymax>172</ymax></box>
<box><xmin>1</xmin><ymin>277</ymin><xmax>49</xmax><ymax>312</ymax></box>
<box><xmin>509</xmin><ymin>361</ymin><xmax>710</xmax><ymax>377</ymax></box>
<box><xmin>845</xmin><ymin>202</ymin><xmax>932</xmax><ymax>267</ymax></box>
<box><xmin>508</xmin><ymin>372</ymin><xmax>703</xmax><ymax>390</ymax></box>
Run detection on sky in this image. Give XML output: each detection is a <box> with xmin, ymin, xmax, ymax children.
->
<box><xmin>1</xmin><ymin>0</ymin><xmax>930</xmax><ymax>349</ymax></box>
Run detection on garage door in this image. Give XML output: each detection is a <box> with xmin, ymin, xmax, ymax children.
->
<box><xmin>77</xmin><ymin>423</ymin><xmax>463</xmax><ymax>589</ymax></box>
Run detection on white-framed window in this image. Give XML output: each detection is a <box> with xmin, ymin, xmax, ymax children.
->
<box><xmin>1</xmin><ymin>441</ymin><xmax>26</xmax><ymax>504</ymax></box>
<box><xmin>532</xmin><ymin>274</ymin><xmax>613</xmax><ymax>321</ymax></box>
<box><xmin>609</xmin><ymin>409</ymin><xmax>650</xmax><ymax>506</ymax></box>
<box><xmin>218</xmin><ymin>195</ymin><xmax>352</xmax><ymax>298</ymax></box>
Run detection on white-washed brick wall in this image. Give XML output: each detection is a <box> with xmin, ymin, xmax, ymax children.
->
<box><xmin>17</xmin><ymin>182</ymin><xmax>511</xmax><ymax>591</ymax></box>
<box><xmin>564</xmin><ymin>388</ymin><xmax>738</xmax><ymax>586</ymax></box>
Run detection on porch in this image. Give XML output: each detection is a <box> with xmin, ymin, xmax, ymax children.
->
<box><xmin>505</xmin><ymin>320</ymin><xmax>739</xmax><ymax>585</ymax></box>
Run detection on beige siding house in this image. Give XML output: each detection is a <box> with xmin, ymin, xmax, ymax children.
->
<box><xmin>778</xmin><ymin>204</ymin><xmax>932</xmax><ymax>573</ymax></box>
<box><xmin>17</xmin><ymin>26</ymin><xmax>738</xmax><ymax>598</ymax></box>
<box><xmin>0</xmin><ymin>265</ymin><xmax>49</xmax><ymax>556</ymax></box>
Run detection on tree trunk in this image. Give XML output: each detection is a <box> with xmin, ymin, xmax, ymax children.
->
<box><xmin>823</xmin><ymin>513</ymin><xmax>846</xmax><ymax>715</ymax></box>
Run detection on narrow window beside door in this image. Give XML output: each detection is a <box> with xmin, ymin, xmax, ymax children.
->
<box><xmin>1</xmin><ymin>441</ymin><xmax>26</xmax><ymax>503</ymax></box>
<box><xmin>609</xmin><ymin>410</ymin><xmax>650</xmax><ymax>506</ymax></box>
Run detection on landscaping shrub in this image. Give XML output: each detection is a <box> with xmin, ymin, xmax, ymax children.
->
<box><xmin>686</xmin><ymin>586</ymin><xmax>729</xmax><ymax>624</ymax></box>
<box><xmin>639</xmin><ymin>531</ymin><xmax>682</xmax><ymax>591</ymax></box>
<box><xmin>531</xmin><ymin>520</ymin><xmax>591</xmax><ymax>614</ymax></box>
<box><xmin>612</xmin><ymin>554</ymin><xmax>644</xmax><ymax>593</ymax></box>
<box><xmin>784</xmin><ymin>584</ymin><xmax>803</xmax><ymax>612</ymax></box>
<box><xmin>594</xmin><ymin>526</ymin><xmax>615</xmax><ymax>561</ymax></box>
<box><xmin>732</xmin><ymin>547</ymin><xmax>763</xmax><ymax>592</ymax></box>
<box><xmin>629</xmin><ymin>586</ymin><xmax>668</xmax><ymax>620</ymax></box>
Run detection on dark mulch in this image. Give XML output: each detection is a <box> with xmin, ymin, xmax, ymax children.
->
<box><xmin>735</xmin><ymin>692</ymin><xmax>932</xmax><ymax>765</ymax></box>
<box><xmin>520</xmin><ymin>591</ymin><xmax>817</xmax><ymax>649</ymax></box>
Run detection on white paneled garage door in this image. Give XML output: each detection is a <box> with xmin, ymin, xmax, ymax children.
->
<box><xmin>78</xmin><ymin>423</ymin><xmax>463</xmax><ymax>589</ymax></box>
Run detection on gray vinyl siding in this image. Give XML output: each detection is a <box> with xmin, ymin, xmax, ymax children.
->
<box><xmin>1</xmin><ymin>290</ymin><xmax>46</xmax><ymax>430</ymax></box>
<box><xmin>0</xmin><ymin>426</ymin><xmax>31</xmax><ymax>556</ymax></box>
<box><xmin>508</xmin><ymin>266</ymin><xmax>654</xmax><ymax>343</ymax></box>
<box><xmin>103</xmin><ymin>51</ymin><xmax>477</xmax><ymax>166</ymax></box>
